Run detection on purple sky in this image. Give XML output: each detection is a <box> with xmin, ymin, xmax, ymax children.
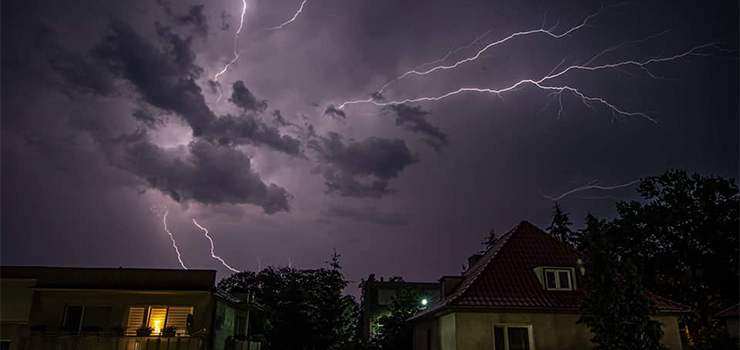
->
<box><xmin>2</xmin><ymin>0</ymin><xmax>738</xmax><ymax>294</ymax></box>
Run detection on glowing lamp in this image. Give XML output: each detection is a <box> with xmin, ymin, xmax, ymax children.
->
<box><xmin>421</xmin><ymin>299</ymin><xmax>428</xmax><ymax>306</ymax></box>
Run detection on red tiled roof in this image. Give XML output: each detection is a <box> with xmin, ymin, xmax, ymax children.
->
<box><xmin>412</xmin><ymin>221</ymin><xmax>688</xmax><ymax>320</ymax></box>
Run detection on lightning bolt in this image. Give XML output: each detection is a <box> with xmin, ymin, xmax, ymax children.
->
<box><xmin>158</xmin><ymin>208</ymin><xmax>188</xmax><ymax>270</ymax></box>
<box><xmin>368</xmin><ymin>5</ymin><xmax>623</xmax><ymax>98</ymax></box>
<box><xmin>214</xmin><ymin>0</ymin><xmax>248</xmax><ymax>101</ymax></box>
<box><xmin>268</xmin><ymin>0</ymin><xmax>308</xmax><ymax>31</ymax></box>
<box><xmin>192</xmin><ymin>219</ymin><xmax>240</xmax><ymax>273</ymax></box>
<box><xmin>338</xmin><ymin>41</ymin><xmax>731</xmax><ymax>123</ymax></box>
<box><xmin>543</xmin><ymin>179</ymin><xmax>640</xmax><ymax>201</ymax></box>
<box><xmin>410</xmin><ymin>29</ymin><xmax>495</xmax><ymax>73</ymax></box>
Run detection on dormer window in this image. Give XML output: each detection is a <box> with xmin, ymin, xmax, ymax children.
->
<box><xmin>543</xmin><ymin>268</ymin><xmax>573</xmax><ymax>291</ymax></box>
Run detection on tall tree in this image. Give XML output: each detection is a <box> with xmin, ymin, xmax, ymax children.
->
<box><xmin>218</xmin><ymin>252</ymin><xmax>358</xmax><ymax>350</ymax></box>
<box><xmin>547</xmin><ymin>202</ymin><xmax>576</xmax><ymax>247</ymax></box>
<box><xmin>371</xmin><ymin>288</ymin><xmax>422</xmax><ymax>350</ymax></box>
<box><xmin>577</xmin><ymin>214</ymin><xmax>666</xmax><ymax>350</ymax></box>
<box><xmin>609</xmin><ymin>171</ymin><xmax>739</xmax><ymax>341</ymax></box>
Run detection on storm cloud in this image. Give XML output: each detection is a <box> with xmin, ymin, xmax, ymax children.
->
<box><xmin>112</xmin><ymin>137</ymin><xmax>291</xmax><ymax>213</ymax></box>
<box><xmin>386</xmin><ymin>104</ymin><xmax>448</xmax><ymax>152</ymax></box>
<box><xmin>82</xmin><ymin>20</ymin><xmax>302</xmax><ymax>155</ymax></box>
<box><xmin>157</xmin><ymin>0</ymin><xmax>209</xmax><ymax>36</ymax></box>
<box><xmin>230</xmin><ymin>81</ymin><xmax>268</xmax><ymax>113</ymax></box>
<box><xmin>309</xmin><ymin>132</ymin><xmax>418</xmax><ymax>197</ymax></box>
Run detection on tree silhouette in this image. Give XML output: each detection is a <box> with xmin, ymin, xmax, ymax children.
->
<box><xmin>577</xmin><ymin>214</ymin><xmax>666</xmax><ymax>350</ymax></box>
<box><xmin>218</xmin><ymin>251</ymin><xmax>358</xmax><ymax>350</ymax></box>
<box><xmin>547</xmin><ymin>202</ymin><xmax>576</xmax><ymax>247</ymax></box>
<box><xmin>609</xmin><ymin>171</ymin><xmax>738</xmax><ymax>346</ymax></box>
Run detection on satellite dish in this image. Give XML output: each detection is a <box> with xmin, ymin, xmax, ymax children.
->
<box><xmin>186</xmin><ymin>314</ymin><xmax>194</xmax><ymax>335</ymax></box>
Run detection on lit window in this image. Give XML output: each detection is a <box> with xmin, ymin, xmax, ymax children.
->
<box><xmin>148</xmin><ymin>307</ymin><xmax>167</xmax><ymax>335</ymax></box>
<box><xmin>125</xmin><ymin>306</ymin><xmax>194</xmax><ymax>337</ymax></box>
<box><xmin>543</xmin><ymin>268</ymin><xmax>573</xmax><ymax>291</ymax></box>
<box><xmin>493</xmin><ymin>325</ymin><xmax>532</xmax><ymax>350</ymax></box>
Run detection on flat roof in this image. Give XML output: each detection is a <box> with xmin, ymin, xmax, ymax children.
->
<box><xmin>1</xmin><ymin>266</ymin><xmax>216</xmax><ymax>291</ymax></box>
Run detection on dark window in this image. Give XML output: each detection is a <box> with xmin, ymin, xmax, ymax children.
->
<box><xmin>558</xmin><ymin>271</ymin><xmax>571</xmax><ymax>290</ymax></box>
<box><xmin>63</xmin><ymin>305</ymin><xmax>84</xmax><ymax>332</ymax></box>
<box><xmin>0</xmin><ymin>341</ymin><xmax>10</xmax><ymax>350</ymax></box>
<box><xmin>494</xmin><ymin>326</ymin><xmax>531</xmax><ymax>350</ymax></box>
<box><xmin>494</xmin><ymin>326</ymin><xmax>505</xmax><ymax>350</ymax></box>
<box><xmin>508</xmin><ymin>327</ymin><xmax>530</xmax><ymax>350</ymax></box>
<box><xmin>545</xmin><ymin>271</ymin><xmax>557</xmax><ymax>289</ymax></box>
<box><xmin>82</xmin><ymin>306</ymin><xmax>111</xmax><ymax>330</ymax></box>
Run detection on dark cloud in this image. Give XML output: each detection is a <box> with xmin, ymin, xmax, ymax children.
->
<box><xmin>324</xmin><ymin>206</ymin><xmax>410</xmax><ymax>226</ymax></box>
<box><xmin>324</xmin><ymin>104</ymin><xmax>347</xmax><ymax>119</ymax></box>
<box><xmin>157</xmin><ymin>0</ymin><xmax>209</xmax><ymax>36</ymax></box>
<box><xmin>230</xmin><ymin>80</ymin><xmax>268</xmax><ymax>113</ymax></box>
<box><xmin>202</xmin><ymin>114</ymin><xmax>302</xmax><ymax>155</ymax></box>
<box><xmin>321</xmin><ymin>169</ymin><xmax>395</xmax><ymax>198</ymax></box>
<box><xmin>271</xmin><ymin>110</ymin><xmax>290</xmax><ymax>127</ymax></box>
<box><xmin>88</xmin><ymin>21</ymin><xmax>302</xmax><ymax>155</ymax></box>
<box><xmin>93</xmin><ymin>19</ymin><xmax>213</xmax><ymax>134</ymax></box>
<box><xmin>386</xmin><ymin>104</ymin><xmax>448</xmax><ymax>153</ymax></box>
<box><xmin>105</xmin><ymin>132</ymin><xmax>291</xmax><ymax>213</ymax></box>
<box><xmin>370</xmin><ymin>91</ymin><xmax>384</xmax><ymax>101</ymax></box>
<box><xmin>132</xmin><ymin>108</ymin><xmax>166</xmax><ymax>128</ymax></box>
<box><xmin>309</xmin><ymin>132</ymin><xmax>418</xmax><ymax>197</ymax></box>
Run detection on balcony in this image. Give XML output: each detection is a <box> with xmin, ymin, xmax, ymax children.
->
<box><xmin>26</xmin><ymin>333</ymin><xmax>205</xmax><ymax>350</ymax></box>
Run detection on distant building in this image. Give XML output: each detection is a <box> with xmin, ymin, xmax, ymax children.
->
<box><xmin>409</xmin><ymin>221</ymin><xmax>689</xmax><ymax>350</ymax></box>
<box><xmin>716</xmin><ymin>304</ymin><xmax>739</xmax><ymax>338</ymax></box>
<box><xmin>360</xmin><ymin>275</ymin><xmax>440</xmax><ymax>341</ymax></box>
<box><xmin>0</xmin><ymin>266</ymin><xmax>262</xmax><ymax>350</ymax></box>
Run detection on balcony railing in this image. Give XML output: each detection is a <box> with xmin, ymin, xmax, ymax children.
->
<box><xmin>26</xmin><ymin>333</ymin><xmax>205</xmax><ymax>350</ymax></box>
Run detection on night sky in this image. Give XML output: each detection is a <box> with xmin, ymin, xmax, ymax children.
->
<box><xmin>2</xmin><ymin>0</ymin><xmax>738</xmax><ymax>292</ymax></box>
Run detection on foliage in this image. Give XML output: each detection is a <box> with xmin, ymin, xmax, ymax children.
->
<box><xmin>218</xmin><ymin>252</ymin><xmax>359</xmax><ymax>350</ymax></box>
<box><xmin>481</xmin><ymin>227</ymin><xmax>499</xmax><ymax>252</ymax></box>
<box><xmin>547</xmin><ymin>202</ymin><xmax>577</xmax><ymax>247</ymax></box>
<box><xmin>608</xmin><ymin>170</ymin><xmax>739</xmax><ymax>343</ymax></box>
<box><xmin>370</xmin><ymin>288</ymin><xmax>422</xmax><ymax>350</ymax></box>
<box><xmin>577</xmin><ymin>214</ymin><xmax>667</xmax><ymax>350</ymax></box>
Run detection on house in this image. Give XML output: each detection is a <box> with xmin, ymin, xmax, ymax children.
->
<box><xmin>360</xmin><ymin>275</ymin><xmax>441</xmax><ymax>341</ymax></box>
<box><xmin>0</xmin><ymin>266</ymin><xmax>262</xmax><ymax>350</ymax></box>
<box><xmin>716</xmin><ymin>304</ymin><xmax>739</xmax><ymax>338</ymax></box>
<box><xmin>410</xmin><ymin>221</ymin><xmax>688</xmax><ymax>350</ymax></box>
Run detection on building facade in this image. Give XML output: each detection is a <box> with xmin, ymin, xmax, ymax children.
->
<box><xmin>360</xmin><ymin>275</ymin><xmax>441</xmax><ymax>341</ymax></box>
<box><xmin>0</xmin><ymin>266</ymin><xmax>260</xmax><ymax>350</ymax></box>
<box><xmin>410</xmin><ymin>221</ymin><xmax>689</xmax><ymax>350</ymax></box>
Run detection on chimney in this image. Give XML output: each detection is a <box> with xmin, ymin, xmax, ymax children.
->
<box><xmin>439</xmin><ymin>276</ymin><xmax>463</xmax><ymax>297</ymax></box>
<box><xmin>467</xmin><ymin>253</ymin><xmax>483</xmax><ymax>268</ymax></box>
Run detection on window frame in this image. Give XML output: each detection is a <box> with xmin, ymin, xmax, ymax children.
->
<box><xmin>62</xmin><ymin>304</ymin><xmax>113</xmax><ymax>332</ymax></box>
<box><xmin>62</xmin><ymin>304</ymin><xmax>85</xmax><ymax>332</ymax></box>
<box><xmin>125</xmin><ymin>305</ymin><xmax>195</xmax><ymax>337</ymax></box>
<box><xmin>492</xmin><ymin>324</ymin><xmax>535</xmax><ymax>350</ymax></box>
<box><xmin>542</xmin><ymin>268</ymin><xmax>574</xmax><ymax>291</ymax></box>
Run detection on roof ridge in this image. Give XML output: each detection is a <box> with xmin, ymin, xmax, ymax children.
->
<box><xmin>447</xmin><ymin>222</ymin><xmax>524</xmax><ymax>305</ymax></box>
<box><xmin>521</xmin><ymin>221</ymin><xmax>584</xmax><ymax>257</ymax></box>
